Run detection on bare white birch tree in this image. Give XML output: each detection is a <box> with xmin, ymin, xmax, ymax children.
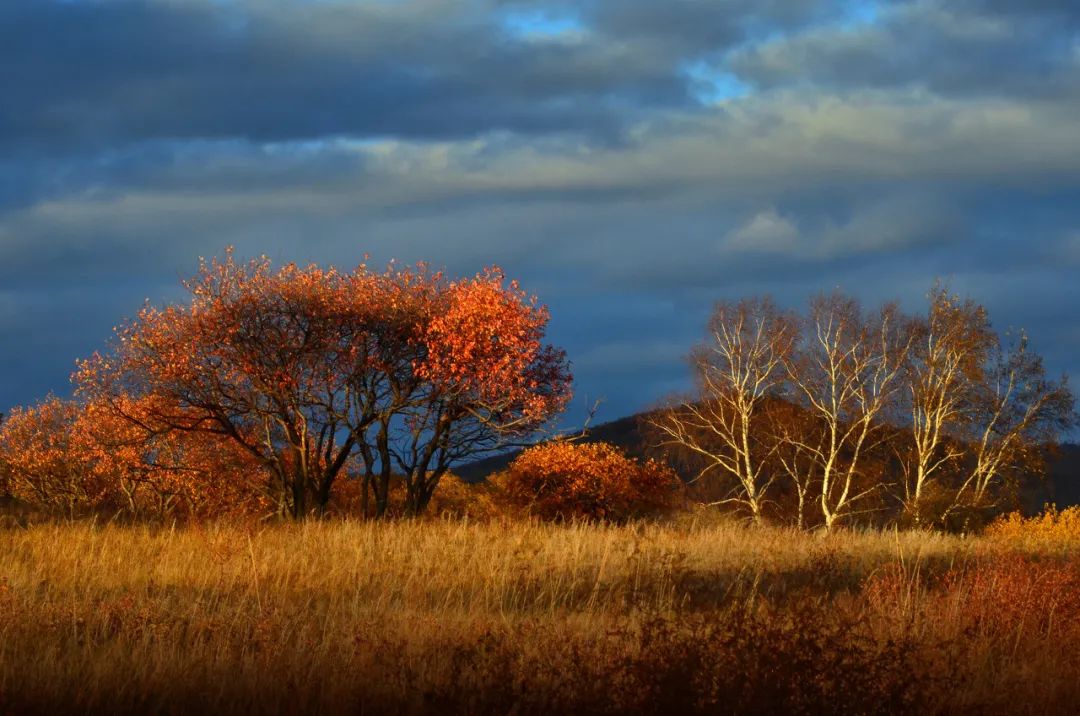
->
<box><xmin>898</xmin><ymin>285</ymin><xmax>995</xmax><ymax>524</ymax></box>
<box><xmin>949</xmin><ymin>332</ymin><xmax>1075</xmax><ymax>525</ymax></box>
<box><xmin>786</xmin><ymin>294</ymin><xmax>912</xmax><ymax>531</ymax></box>
<box><xmin>649</xmin><ymin>297</ymin><xmax>796</xmax><ymax>524</ymax></box>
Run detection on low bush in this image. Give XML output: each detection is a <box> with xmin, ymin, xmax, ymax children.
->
<box><xmin>495</xmin><ymin>441</ymin><xmax>683</xmax><ymax>522</ymax></box>
<box><xmin>985</xmin><ymin>505</ymin><xmax>1080</xmax><ymax>545</ymax></box>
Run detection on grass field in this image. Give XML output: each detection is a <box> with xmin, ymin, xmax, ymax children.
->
<box><xmin>2</xmin><ymin>514</ymin><xmax>1079</xmax><ymax>714</ymax></box>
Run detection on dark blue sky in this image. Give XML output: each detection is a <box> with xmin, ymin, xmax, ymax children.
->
<box><xmin>1</xmin><ymin>0</ymin><xmax>1079</xmax><ymax>426</ymax></box>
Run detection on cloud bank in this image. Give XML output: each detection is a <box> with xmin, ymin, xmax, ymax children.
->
<box><xmin>2</xmin><ymin>0</ymin><xmax>1078</xmax><ymax>424</ymax></box>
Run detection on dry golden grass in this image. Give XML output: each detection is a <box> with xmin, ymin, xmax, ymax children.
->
<box><xmin>0</xmin><ymin>513</ymin><xmax>1077</xmax><ymax>714</ymax></box>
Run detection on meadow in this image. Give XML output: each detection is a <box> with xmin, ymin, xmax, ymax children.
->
<box><xmin>2</xmin><ymin>512</ymin><xmax>1079</xmax><ymax>715</ymax></box>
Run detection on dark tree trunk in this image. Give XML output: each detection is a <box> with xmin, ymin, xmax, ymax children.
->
<box><xmin>290</xmin><ymin>471</ymin><xmax>308</xmax><ymax>520</ymax></box>
<box><xmin>361</xmin><ymin>472</ymin><xmax>371</xmax><ymax>519</ymax></box>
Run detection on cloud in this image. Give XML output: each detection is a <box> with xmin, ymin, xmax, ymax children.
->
<box><xmin>1</xmin><ymin>0</ymin><xmax>844</xmax><ymax>156</ymax></box>
<box><xmin>730</xmin><ymin>0</ymin><xmax>1080</xmax><ymax>98</ymax></box>
<box><xmin>1</xmin><ymin>0</ymin><xmax>1079</xmax><ymax>427</ymax></box>
<box><xmin>724</xmin><ymin>208</ymin><xmax>801</xmax><ymax>253</ymax></box>
<box><xmin>720</xmin><ymin>196</ymin><xmax>960</xmax><ymax>260</ymax></box>
<box><xmin>1056</xmin><ymin>232</ymin><xmax>1080</xmax><ymax>265</ymax></box>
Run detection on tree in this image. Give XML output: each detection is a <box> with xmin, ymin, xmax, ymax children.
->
<box><xmin>77</xmin><ymin>253</ymin><xmax>375</xmax><ymax>518</ymax></box>
<box><xmin>387</xmin><ymin>267</ymin><xmax>572</xmax><ymax>515</ymax></box>
<box><xmin>785</xmin><ymin>294</ymin><xmax>911</xmax><ymax>531</ymax></box>
<box><xmin>657</xmin><ymin>283</ymin><xmax>1074</xmax><ymax>531</ymax></box>
<box><xmin>0</xmin><ymin>394</ymin><xmax>268</xmax><ymax>520</ymax></box>
<box><xmin>766</xmin><ymin>397</ymin><xmax>825</xmax><ymax>530</ymax></box>
<box><xmin>77</xmin><ymin>250</ymin><xmax>571</xmax><ymax>519</ymax></box>
<box><xmin>0</xmin><ymin>397</ymin><xmax>106</xmax><ymax>516</ymax></box>
<box><xmin>649</xmin><ymin>298</ymin><xmax>796</xmax><ymax>524</ymax></box>
<box><xmin>897</xmin><ymin>285</ymin><xmax>995</xmax><ymax>524</ymax></box>
<box><xmin>950</xmin><ymin>331</ymin><xmax>1075</xmax><ymax>526</ymax></box>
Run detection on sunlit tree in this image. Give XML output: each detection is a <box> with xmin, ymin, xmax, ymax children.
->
<box><xmin>649</xmin><ymin>298</ymin><xmax>796</xmax><ymax>524</ymax></box>
<box><xmin>784</xmin><ymin>294</ymin><xmax>912</xmax><ymax>530</ymax></box>
<box><xmin>950</xmin><ymin>331</ymin><xmax>1075</xmax><ymax>527</ymax></box>
<box><xmin>78</xmin><ymin>250</ymin><xmax>571</xmax><ymax>518</ymax></box>
<box><xmin>0</xmin><ymin>394</ymin><xmax>265</xmax><ymax>519</ymax></box>
<box><xmin>897</xmin><ymin>285</ymin><xmax>994</xmax><ymax>524</ymax></box>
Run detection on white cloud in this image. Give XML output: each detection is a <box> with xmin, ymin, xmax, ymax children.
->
<box><xmin>1057</xmin><ymin>231</ymin><xmax>1080</xmax><ymax>266</ymax></box>
<box><xmin>723</xmin><ymin>208</ymin><xmax>801</xmax><ymax>253</ymax></box>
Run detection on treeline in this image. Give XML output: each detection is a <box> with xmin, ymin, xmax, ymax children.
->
<box><xmin>649</xmin><ymin>287</ymin><xmax>1076</xmax><ymax>531</ymax></box>
<box><xmin>0</xmin><ymin>250</ymin><xmax>1075</xmax><ymax>531</ymax></box>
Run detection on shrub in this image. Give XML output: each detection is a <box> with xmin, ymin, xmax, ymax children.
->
<box><xmin>496</xmin><ymin>441</ymin><xmax>683</xmax><ymax>522</ymax></box>
<box><xmin>985</xmin><ymin>505</ymin><xmax>1080</xmax><ymax>544</ymax></box>
<box><xmin>0</xmin><ymin>396</ymin><xmax>268</xmax><ymax>521</ymax></box>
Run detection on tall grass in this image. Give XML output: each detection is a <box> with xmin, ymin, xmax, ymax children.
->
<box><xmin>0</xmin><ymin>516</ymin><xmax>1076</xmax><ymax>714</ymax></box>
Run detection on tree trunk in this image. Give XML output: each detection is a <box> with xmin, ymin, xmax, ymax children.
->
<box><xmin>373</xmin><ymin>472</ymin><xmax>390</xmax><ymax>518</ymax></box>
<box><xmin>290</xmin><ymin>471</ymin><xmax>308</xmax><ymax>520</ymax></box>
<box><xmin>360</xmin><ymin>472</ymin><xmax>371</xmax><ymax>519</ymax></box>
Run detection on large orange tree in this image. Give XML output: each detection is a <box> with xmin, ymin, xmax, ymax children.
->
<box><xmin>77</xmin><ymin>251</ymin><xmax>571</xmax><ymax>518</ymax></box>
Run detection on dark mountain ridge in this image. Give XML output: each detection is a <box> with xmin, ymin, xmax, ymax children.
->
<box><xmin>458</xmin><ymin>411</ymin><xmax>1080</xmax><ymax>510</ymax></box>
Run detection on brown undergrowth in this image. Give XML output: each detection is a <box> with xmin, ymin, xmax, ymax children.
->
<box><xmin>0</xmin><ymin>517</ymin><xmax>1076</xmax><ymax>714</ymax></box>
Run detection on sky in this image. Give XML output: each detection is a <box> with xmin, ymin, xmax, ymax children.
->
<box><xmin>1</xmin><ymin>0</ymin><xmax>1079</xmax><ymax>427</ymax></box>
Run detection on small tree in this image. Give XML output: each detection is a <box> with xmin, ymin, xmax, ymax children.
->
<box><xmin>766</xmin><ymin>398</ymin><xmax>825</xmax><ymax>529</ymax></box>
<box><xmin>498</xmin><ymin>441</ymin><xmax>682</xmax><ymax>522</ymax></box>
<box><xmin>0</xmin><ymin>397</ymin><xmax>106</xmax><ymax>517</ymax></box>
<box><xmin>0</xmin><ymin>395</ymin><xmax>268</xmax><ymax>520</ymax></box>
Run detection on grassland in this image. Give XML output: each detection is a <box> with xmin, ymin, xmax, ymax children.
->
<box><xmin>1</xmin><ymin>513</ymin><xmax>1079</xmax><ymax>714</ymax></box>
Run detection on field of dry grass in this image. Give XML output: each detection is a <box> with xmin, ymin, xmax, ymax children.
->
<box><xmin>2</xmin><ymin>512</ymin><xmax>1079</xmax><ymax>714</ymax></box>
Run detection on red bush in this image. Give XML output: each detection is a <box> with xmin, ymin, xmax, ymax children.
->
<box><xmin>497</xmin><ymin>441</ymin><xmax>682</xmax><ymax>522</ymax></box>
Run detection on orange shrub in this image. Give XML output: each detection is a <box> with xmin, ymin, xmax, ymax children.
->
<box><xmin>985</xmin><ymin>505</ymin><xmax>1080</xmax><ymax>545</ymax></box>
<box><xmin>0</xmin><ymin>396</ymin><xmax>269</xmax><ymax>521</ymax></box>
<box><xmin>496</xmin><ymin>441</ymin><xmax>683</xmax><ymax>522</ymax></box>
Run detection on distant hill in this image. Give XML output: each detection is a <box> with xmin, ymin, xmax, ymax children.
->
<box><xmin>456</xmin><ymin>411</ymin><xmax>652</xmax><ymax>481</ymax></box>
<box><xmin>458</xmin><ymin>412</ymin><xmax>1080</xmax><ymax>510</ymax></box>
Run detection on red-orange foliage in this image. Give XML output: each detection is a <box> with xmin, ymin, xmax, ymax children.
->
<box><xmin>76</xmin><ymin>250</ymin><xmax>571</xmax><ymax>518</ymax></box>
<box><xmin>498</xmin><ymin>441</ymin><xmax>682</xmax><ymax>522</ymax></box>
<box><xmin>0</xmin><ymin>395</ymin><xmax>267</xmax><ymax>519</ymax></box>
<box><xmin>0</xmin><ymin>397</ymin><xmax>111</xmax><ymax>515</ymax></box>
<box><xmin>419</xmin><ymin>269</ymin><xmax>569</xmax><ymax>427</ymax></box>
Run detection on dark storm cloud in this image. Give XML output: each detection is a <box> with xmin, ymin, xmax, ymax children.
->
<box><xmin>731</xmin><ymin>0</ymin><xmax>1080</xmax><ymax>98</ymax></box>
<box><xmin>0</xmin><ymin>0</ymin><xmax>837</xmax><ymax>155</ymax></box>
<box><xmin>1</xmin><ymin>0</ymin><xmax>1078</xmax><ymax>425</ymax></box>
<box><xmin>0</xmin><ymin>0</ymin><xmax>645</xmax><ymax>152</ymax></box>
